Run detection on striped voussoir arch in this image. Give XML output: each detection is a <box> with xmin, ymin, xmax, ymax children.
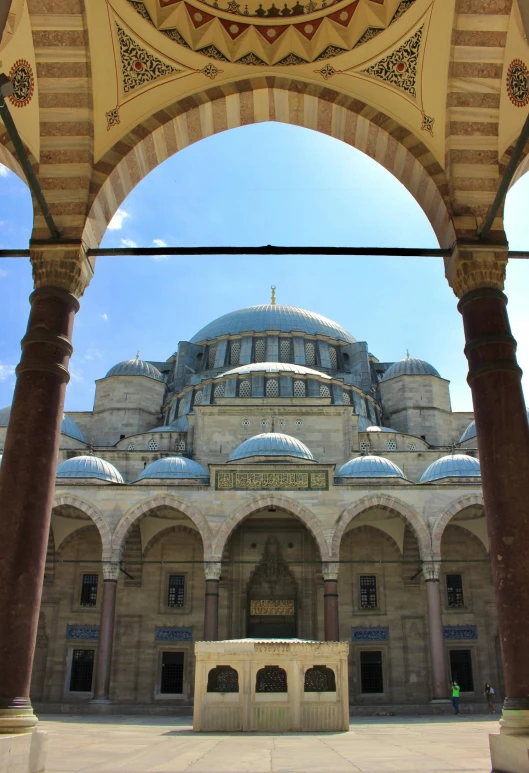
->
<box><xmin>84</xmin><ymin>77</ymin><xmax>455</xmax><ymax>248</ymax></box>
<box><xmin>28</xmin><ymin>0</ymin><xmax>94</xmax><ymax>241</ymax></box>
<box><xmin>445</xmin><ymin>0</ymin><xmax>512</xmax><ymax>241</ymax></box>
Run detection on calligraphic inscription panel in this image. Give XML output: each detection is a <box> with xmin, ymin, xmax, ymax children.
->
<box><xmin>216</xmin><ymin>470</ymin><xmax>328</xmax><ymax>491</ymax></box>
<box><xmin>250</xmin><ymin>599</ymin><xmax>295</xmax><ymax>616</ymax></box>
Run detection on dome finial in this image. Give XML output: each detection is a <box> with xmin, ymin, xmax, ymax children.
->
<box><xmin>270</xmin><ymin>285</ymin><xmax>276</xmax><ymax>305</ymax></box>
<box><xmin>406</xmin><ymin>349</ymin><xmax>410</xmax><ymax>360</ymax></box>
<box><xmin>135</xmin><ymin>351</ymin><xmax>140</xmax><ymax>361</ymax></box>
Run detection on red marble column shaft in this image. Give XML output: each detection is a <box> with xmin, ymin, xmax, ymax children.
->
<box><xmin>93</xmin><ymin>579</ymin><xmax>118</xmax><ymax>701</ymax></box>
<box><xmin>459</xmin><ymin>287</ymin><xmax>529</xmax><ymax>706</ymax></box>
<box><xmin>324</xmin><ymin>580</ymin><xmax>339</xmax><ymax>642</ymax></box>
<box><xmin>204</xmin><ymin>580</ymin><xmax>219</xmax><ymax>641</ymax></box>
<box><xmin>425</xmin><ymin>578</ymin><xmax>449</xmax><ymax>699</ymax></box>
<box><xmin>0</xmin><ymin>287</ymin><xmax>78</xmax><ymax>718</ymax></box>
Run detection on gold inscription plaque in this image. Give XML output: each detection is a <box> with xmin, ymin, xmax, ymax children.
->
<box><xmin>215</xmin><ymin>470</ymin><xmax>328</xmax><ymax>491</ymax></box>
<box><xmin>250</xmin><ymin>599</ymin><xmax>295</xmax><ymax>616</ymax></box>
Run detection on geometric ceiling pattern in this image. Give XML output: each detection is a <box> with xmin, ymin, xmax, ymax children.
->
<box><xmin>127</xmin><ymin>0</ymin><xmax>417</xmax><ymax>64</ymax></box>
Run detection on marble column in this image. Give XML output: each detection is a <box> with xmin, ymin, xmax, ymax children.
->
<box><xmin>447</xmin><ymin>243</ymin><xmax>529</xmax><ymax>764</ymax></box>
<box><xmin>322</xmin><ymin>563</ymin><xmax>340</xmax><ymax>642</ymax></box>
<box><xmin>423</xmin><ymin>561</ymin><xmax>449</xmax><ymax>700</ymax></box>
<box><xmin>92</xmin><ymin>562</ymin><xmax>120</xmax><ymax>702</ymax></box>
<box><xmin>203</xmin><ymin>562</ymin><xmax>222</xmax><ymax>641</ymax></box>
<box><xmin>0</xmin><ymin>243</ymin><xmax>92</xmax><ymax>733</ymax></box>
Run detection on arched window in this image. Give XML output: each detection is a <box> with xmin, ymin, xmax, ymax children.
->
<box><xmin>293</xmin><ymin>380</ymin><xmax>306</xmax><ymax>397</ymax></box>
<box><xmin>255</xmin><ymin>666</ymin><xmax>287</xmax><ymax>693</ymax></box>
<box><xmin>305</xmin><ymin>341</ymin><xmax>315</xmax><ymax>366</ymax></box>
<box><xmin>230</xmin><ymin>340</ymin><xmax>241</xmax><ymax>366</ymax></box>
<box><xmin>386</xmin><ymin>439</ymin><xmax>397</xmax><ymax>451</ymax></box>
<box><xmin>178</xmin><ymin>400</ymin><xmax>186</xmax><ymax>417</ymax></box>
<box><xmin>280</xmin><ymin>338</ymin><xmax>291</xmax><ymax>362</ymax></box>
<box><xmin>208</xmin><ymin>345</ymin><xmax>217</xmax><ymax>369</ymax></box>
<box><xmin>176</xmin><ymin>438</ymin><xmax>186</xmax><ymax>451</ymax></box>
<box><xmin>207</xmin><ymin>666</ymin><xmax>239</xmax><ymax>693</ymax></box>
<box><xmin>266</xmin><ymin>379</ymin><xmax>279</xmax><ymax>397</ymax></box>
<box><xmin>319</xmin><ymin>383</ymin><xmax>331</xmax><ymax>398</ymax></box>
<box><xmin>239</xmin><ymin>380</ymin><xmax>251</xmax><ymax>397</ymax></box>
<box><xmin>194</xmin><ymin>389</ymin><xmax>203</xmax><ymax>405</ymax></box>
<box><xmin>408</xmin><ymin>443</ymin><xmax>417</xmax><ymax>451</ymax></box>
<box><xmin>148</xmin><ymin>438</ymin><xmax>158</xmax><ymax>451</ymax></box>
<box><xmin>213</xmin><ymin>382</ymin><xmax>225</xmax><ymax>402</ymax></box>
<box><xmin>127</xmin><ymin>443</ymin><xmax>135</xmax><ymax>451</ymax></box>
<box><xmin>304</xmin><ymin>666</ymin><xmax>336</xmax><ymax>692</ymax></box>
<box><xmin>342</xmin><ymin>391</ymin><xmax>351</xmax><ymax>405</ymax></box>
<box><xmin>254</xmin><ymin>339</ymin><xmax>266</xmax><ymax>362</ymax></box>
<box><xmin>360</xmin><ymin>439</ymin><xmax>370</xmax><ymax>452</ymax></box>
<box><xmin>328</xmin><ymin>347</ymin><xmax>338</xmax><ymax>369</ymax></box>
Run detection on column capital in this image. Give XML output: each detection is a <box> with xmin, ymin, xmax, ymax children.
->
<box><xmin>102</xmin><ymin>562</ymin><xmax>120</xmax><ymax>581</ymax></box>
<box><xmin>322</xmin><ymin>562</ymin><xmax>339</xmax><ymax>581</ymax></box>
<box><xmin>422</xmin><ymin>560</ymin><xmax>442</xmax><ymax>581</ymax></box>
<box><xmin>204</xmin><ymin>561</ymin><xmax>222</xmax><ymax>581</ymax></box>
<box><xmin>30</xmin><ymin>240</ymin><xmax>94</xmax><ymax>299</ymax></box>
<box><xmin>445</xmin><ymin>241</ymin><xmax>508</xmax><ymax>299</ymax></box>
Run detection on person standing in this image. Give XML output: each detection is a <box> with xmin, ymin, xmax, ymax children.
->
<box><xmin>451</xmin><ymin>681</ymin><xmax>460</xmax><ymax>715</ymax></box>
<box><xmin>484</xmin><ymin>682</ymin><xmax>495</xmax><ymax>714</ymax></box>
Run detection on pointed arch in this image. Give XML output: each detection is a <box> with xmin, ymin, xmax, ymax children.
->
<box><xmin>212</xmin><ymin>493</ymin><xmax>329</xmax><ymax>560</ymax></box>
<box><xmin>431</xmin><ymin>493</ymin><xmax>485</xmax><ymax>559</ymax></box>
<box><xmin>52</xmin><ymin>494</ymin><xmax>112</xmax><ymax>561</ymax></box>
<box><xmin>332</xmin><ymin>493</ymin><xmax>431</xmax><ymax>561</ymax></box>
<box><xmin>142</xmin><ymin>524</ymin><xmax>202</xmax><ymax>557</ymax></box>
<box><xmin>112</xmin><ymin>493</ymin><xmax>213</xmax><ymax>558</ymax></box>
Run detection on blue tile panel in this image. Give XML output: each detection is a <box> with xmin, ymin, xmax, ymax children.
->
<box><xmin>66</xmin><ymin>625</ymin><xmax>100</xmax><ymax>640</ymax></box>
<box><xmin>155</xmin><ymin>627</ymin><xmax>193</xmax><ymax>641</ymax></box>
<box><xmin>443</xmin><ymin>625</ymin><xmax>478</xmax><ymax>640</ymax></box>
<box><xmin>352</xmin><ymin>627</ymin><xmax>390</xmax><ymax>642</ymax></box>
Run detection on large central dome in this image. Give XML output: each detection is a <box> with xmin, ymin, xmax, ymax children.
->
<box><xmin>190</xmin><ymin>305</ymin><xmax>355</xmax><ymax>344</ymax></box>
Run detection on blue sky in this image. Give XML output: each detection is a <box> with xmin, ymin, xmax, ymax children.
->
<box><xmin>0</xmin><ymin>121</ymin><xmax>528</xmax><ymax>414</ymax></box>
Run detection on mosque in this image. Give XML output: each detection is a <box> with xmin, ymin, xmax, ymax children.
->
<box><xmin>0</xmin><ymin>296</ymin><xmax>500</xmax><ymax>712</ymax></box>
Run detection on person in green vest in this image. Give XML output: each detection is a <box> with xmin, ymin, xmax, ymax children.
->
<box><xmin>451</xmin><ymin>681</ymin><xmax>461</xmax><ymax>715</ymax></box>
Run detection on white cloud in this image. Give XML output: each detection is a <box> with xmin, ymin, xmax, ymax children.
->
<box><xmin>0</xmin><ymin>268</ymin><xmax>8</xmax><ymax>278</ymax></box>
<box><xmin>121</xmin><ymin>238</ymin><xmax>137</xmax><ymax>248</ymax></box>
<box><xmin>152</xmin><ymin>238</ymin><xmax>168</xmax><ymax>260</ymax></box>
<box><xmin>69</xmin><ymin>368</ymin><xmax>84</xmax><ymax>383</ymax></box>
<box><xmin>0</xmin><ymin>165</ymin><xmax>9</xmax><ymax>178</ymax></box>
<box><xmin>101</xmin><ymin>313</ymin><xmax>108</xmax><ymax>321</ymax></box>
<box><xmin>0</xmin><ymin>361</ymin><xmax>16</xmax><ymax>381</ymax></box>
<box><xmin>107</xmin><ymin>208</ymin><xmax>130</xmax><ymax>231</ymax></box>
<box><xmin>84</xmin><ymin>348</ymin><xmax>102</xmax><ymax>360</ymax></box>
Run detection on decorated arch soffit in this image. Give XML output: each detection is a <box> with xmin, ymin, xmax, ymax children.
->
<box><xmin>88</xmin><ymin>0</ymin><xmax>453</xmax><ymax>163</ymax></box>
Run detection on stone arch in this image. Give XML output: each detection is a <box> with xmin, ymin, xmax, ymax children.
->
<box><xmin>112</xmin><ymin>494</ymin><xmax>213</xmax><ymax>559</ymax></box>
<box><xmin>52</xmin><ymin>494</ymin><xmax>113</xmax><ymax>561</ymax></box>
<box><xmin>56</xmin><ymin>523</ymin><xmax>101</xmax><ymax>557</ymax></box>
<box><xmin>84</xmin><ymin>78</ymin><xmax>454</xmax><ymax>249</ymax></box>
<box><xmin>332</xmin><ymin>493</ymin><xmax>431</xmax><ymax>562</ymax></box>
<box><xmin>142</xmin><ymin>524</ymin><xmax>202</xmax><ymax>557</ymax></box>
<box><xmin>212</xmin><ymin>493</ymin><xmax>329</xmax><ymax>560</ymax></box>
<box><xmin>431</xmin><ymin>492</ymin><xmax>485</xmax><ymax>559</ymax></box>
<box><xmin>341</xmin><ymin>523</ymin><xmax>402</xmax><ymax>556</ymax></box>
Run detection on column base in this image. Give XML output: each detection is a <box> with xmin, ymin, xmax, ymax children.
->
<box><xmin>88</xmin><ymin>698</ymin><xmax>115</xmax><ymax>713</ymax></box>
<box><xmin>0</xmin><ymin>730</ymin><xmax>47</xmax><ymax>773</ymax></box>
<box><xmin>0</xmin><ymin>700</ymin><xmax>38</xmax><ymax>735</ymax></box>
<box><xmin>429</xmin><ymin>699</ymin><xmax>451</xmax><ymax>705</ymax></box>
<box><xmin>490</xmin><ymin>709</ymin><xmax>529</xmax><ymax>773</ymax></box>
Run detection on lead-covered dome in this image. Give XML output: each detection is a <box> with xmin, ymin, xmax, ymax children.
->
<box><xmin>460</xmin><ymin>410</ymin><xmax>529</xmax><ymax>443</ymax></box>
<box><xmin>229</xmin><ymin>432</ymin><xmax>314</xmax><ymax>462</ymax></box>
<box><xmin>56</xmin><ymin>455</ymin><xmax>123</xmax><ymax>483</ymax></box>
<box><xmin>191</xmin><ymin>305</ymin><xmax>355</xmax><ymax>344</ymax></box>
<box><xmin>222</xmin><ymin>362</ymin><xmax>331</xmax><ymax>379</ymax></box>
<box><xmin>105</xmin><ymin>357</ymin><xmax>163</xmax><ymax>381</ymax></box>
<box><xmin>0</xmin><ymin>407</ymin><xmax>86</xmax><ymax>443</ymax></box>
<box><xmin>365</xmin><ymin>425</ymin><xmax>397</xmax><ymax>433</ymax></box>
<box><xmin>336</xmin><ymin>455</ymin><xmax>405</xmax><ymax>479</ymax></box>
<box><xmin>382</xmin><ymin>357</ymin><xmax>440</xmax><ymax>381</ymax></box>
<box><xmin>420</xmin><ymin>454</ymin><xmax>480</xmax><ymax>483</ymax></box>
<box><xmin>137</xmin><ymin>456</ymin><xmax>209</xmax><ymax>480</ymax></box>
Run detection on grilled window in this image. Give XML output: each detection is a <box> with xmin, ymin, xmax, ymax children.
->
<box><xmin>256</xmin><ymin>666</ymin><xmax>287</xmax><ymax>693</ymax></box>
<box><xmin>279</xmin><ymin>339</ymin><xmax>291</xmax><ymax>362</ymax></box>
<box><xmin>360</xmin><ymin>575</ymin><xmax>377</xmax><ymax>609</ymax></box>
<box><xmin>80</xmin><ymin>574</ymin><xmax>98</xmax><ymax>607</ymax></box>
<box><xmin>449</xmin><ymin>649</ymin><xmax>474</xmax><ymax>692</ymax></box>
<box><xmin>207</xmin><ymin>665</ymin><xmax>239</xmax><ymax>693</ymax></box>
<box><xmin>319</xmin><ymin>383</ymin><xmax>331</xmax><ymax>398</ymax></box>
<box><xmin>360</xmin><ymin>439</ymin><xmax>370</xmax><ymax>452</ymax></box>
<box><xmin>213</xmin><ymin>382</ymin><xmax>225</xmax><ymax>402</ymax></box>
<box><xmin>328</xmin><ymin>346</ymin><xmax>338</xmax><ymax>369</ymax></box>
<box><xmin>254</xmin><ymin>339</ymin><xmax>266</xmax><ymax>362</ymax></box>
<box><xmin>305</xmin><ymin>341</ymin><xmax>315</xmax><ymax>366</ymax></box>
<box><xmin>342</xmin><ymin>391</ymin><xmax>351</xmax><ymax>405</ymax></box>
<box><xmin>386</xmin><ymin>439</ymin><xmax>397</xmax><ymax>451</ymax></box>
<box><xmin>293</xmin><ymin>380</ymin><xmax>306</xmax><ymax>397</ymax></box>
<box><xmin>69</xmin><ymin>649</ymin><xmax>94</xmax><ymax>692</ymax></box>
<box><xmin>360</xmin><ymin>651</ymin><xmax>383</xmax><ymax>693</ymax></box>
<box><xmin>230</xmin><ymin>340</ymin><xmax>241</xmax><ymax>366</ymax></box>
<box><xmin>208</xmin><ymin>345</ymin><xmax>217</xmax><ymax>369</ymax></box>
<box><xmin>239</xmin><ymin>380</ymin><xmax>251</xmax><ymax>397</ymax></box>
<box><xmin>266</xmin><ymin>379</ymin><xmax>279</xmax><ymax>397</ymax></box>
<box><xmin>446</xmin><ymin>574</ymin><xmax>464</xmax><ymax>607</ymax></box>
<box><xmin>194</xmin><ymin>389</ymin><xmax>203</xmax><ymax>405</ymax></box>
<box><xmin>304</xmin><ymin>666</ymin><xmax>336</xmax><ymax>692</ymax></box>
<box><xmin>148</xmin><ymin>438</ymin><xmax>158</xmax><ymax>450</ymax></box>
<box><xmin>160</xmin><ymin>651</ymin><xmax>184</xmax><ymax>694</ymax></box>
<box><xmin>167</xmin><ymin>575</ymin><xmax>185</xmax><ymax>608</ymax></box>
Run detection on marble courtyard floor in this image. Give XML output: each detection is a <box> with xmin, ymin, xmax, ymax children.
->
<box><xmin>38</xmin><ymin>714</ymin><xmax>497</xmax><ymax>773</ymax></box>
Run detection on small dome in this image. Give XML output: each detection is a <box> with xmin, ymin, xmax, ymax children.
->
<box><xmin>56</xmin><ymin>455</ymin><xmax>123</xmax><ymax>483</ymax></box>
<box><xmin>336</xmin><ymin>455</ymin><xmax>405</xmax><ymax>478</ymax></box>
<box><xmin>137</xmin><ymin>456</ymin><xmax>209</xmax><ymax>480</ymax></box>
<box><xmin>0</xmin><ymin>407</ymin><xmax>86</xmax><ymax>442</ymax></box>
<box><xmin>365</xmin><ymin>425</ymin><xmax>397</xmax><ymax>433</ymax></box>
<box><xmin>460</xmin><ymin>410</ymin><xmax>529</xmax><ymax>443</ymax></box>
<box><xmin>420</xmin><ymin>454</ymin><xmax>480</xmax><ymax>483</ymax></box>
<box><xmin>229</xmin><ymin>432</ymin><xmax>314</xmax><ymax>462</ymax></box>
<box><xmin>382</xmin><ymin>357</ymin><xmax>440</xmax><ymax>381</ymax></box>
<box><xmin>105</xmin><ymin>358</ymin><xmax>163</xmax><ymax>381</ymax></box>
<box><xmin>221</xmin><ymin>362</ymin><xmax>331</xmax><ymax>379</ymax></box>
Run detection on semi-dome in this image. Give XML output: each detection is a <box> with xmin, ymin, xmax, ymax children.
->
<box><xmin>420</xmin><ymin>454</ymin><xmax>480</xmax><ymax>483</ymax></box>
<box><xmin>229</xmin><ymin>432</ymin><xmax>314</xmax><ymax>462</ymax></box>
<box><xmin>382</xmin><ymin>357</ymin><xmax>440</xmax><ymax>381</ymax></box>
<box><xmin>221</xmin><ymin>362</ymin><xmax>332</xmax><ymax>379</ymax></box>
<box><xmin>105</xmin><ymin>357</ymin><xmax>163</xmax><ymax>381</ymax></box>
<box><xmin>0</xmin><ymin>407</ymin><xmax>86</xmax><ymax>443</ymax></box>
<box><xmin>56</xmin><ymin>455</ymin><xmax>123</xmax><ymax>483</ymax></box>
<box><xmin>190</xmin><ymin>305</ymin><xmax>355</xmax><ymax>344</ymax></box>
<box><xmin>336</xmin><ymin>455</ymin><xmax>405</xmax><ymax>478</ymax></box>
<box><xmin>137</xmin><ymin>456</ymin><xmax>209</xmax><ymax>480</ymax></box>
<box><xmin>460</xmin><ymin>410</ymin><xmax>529</xmax><ymax>443</ymax></box>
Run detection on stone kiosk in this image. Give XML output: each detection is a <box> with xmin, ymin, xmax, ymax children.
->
<box><xmin>193</xmin><ymin>639</ymin><xmax>349</xmax><ymax>733</ymax></box>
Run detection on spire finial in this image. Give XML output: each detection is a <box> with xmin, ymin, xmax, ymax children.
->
<box><xmin>135</xmin><ymin>351</ymin><xmax>140</xmax><ymax>361</ymax></box>
<box><xmin>271</xmin><ymin>285</ymin><xmax>276</xmax><ymax>306</ymax></box>
<box><xmin>406</xmin><ymin>349</ymin><xmax>410</xmax><ymax>360</ymax></box>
